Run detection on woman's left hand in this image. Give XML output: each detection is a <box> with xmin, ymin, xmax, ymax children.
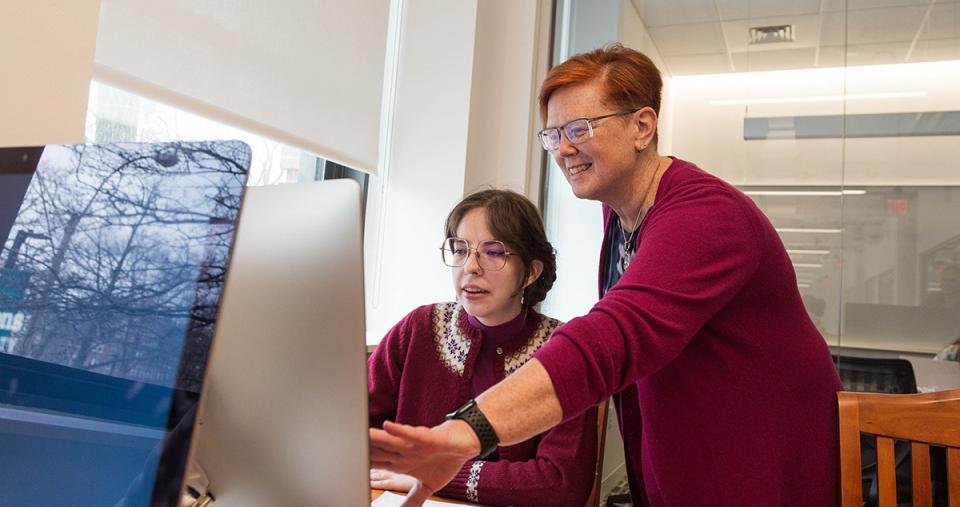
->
<box><xmin>370</xmin><ymin>468</ymin><xmax>417</xmax><ymax>492</ymax></box>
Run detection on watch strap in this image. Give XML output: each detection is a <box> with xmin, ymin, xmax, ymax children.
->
<box><xmin>447</xmin><ymin>400</ymin><xmax>499</xmax><ymax>459</ymax></box>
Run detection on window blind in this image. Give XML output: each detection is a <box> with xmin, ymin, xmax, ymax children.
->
<box><xmin>94</xmin><ymin>0</ymin><xmax>390</xmax><ymax>173</ymax></box>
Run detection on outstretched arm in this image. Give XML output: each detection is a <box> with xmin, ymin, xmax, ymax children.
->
<box><xmin>369</xmin><ymin>358</ymin><xmax>563</xmax><ymax>506</ymax></box>
<box><xmin>435</xmin><ymin>404</ymin><xmax>598</xmax><ymax>507</ymax></box>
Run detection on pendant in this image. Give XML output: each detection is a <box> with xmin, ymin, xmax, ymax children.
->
<box><xmin>618</xmin><ymin>241</ymin><xmax>634</xmax><ymax>273</ymax></box>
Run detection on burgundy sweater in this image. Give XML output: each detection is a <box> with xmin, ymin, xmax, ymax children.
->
<box><xmin>368</xmin><ymin>303</ymin><xmax>598</xmax><ymax>507</ymax></box>
<box><xmin>535</xmin><ymin>158</ymin><xmax>843</xmax><ymax>506</ymax></box>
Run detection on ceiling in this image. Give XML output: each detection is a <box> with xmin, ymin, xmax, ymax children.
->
<box><xmin>628</xmin><ymin>0</ymin><xmax>960</xmax><ymax>75</ymax></box>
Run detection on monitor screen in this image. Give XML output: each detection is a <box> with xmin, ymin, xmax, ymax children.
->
<box><xmin>0</xmin><ymin>141</ymin><xmax>250</xmax><ymax>506</ymax></box>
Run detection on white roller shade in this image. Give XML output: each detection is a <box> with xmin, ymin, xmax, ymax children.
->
<box><xmin>94</xmin><ymin>0</ymin><xmax>389</xmax><ymax>173</ymax></box>
<box><xmin>0</xmin><ymin>0</ymin><xmax>100</xmax><ymax>147</ymax></box>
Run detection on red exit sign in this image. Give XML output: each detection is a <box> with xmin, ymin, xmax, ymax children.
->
<box><xmin>886</xmin><ymin>198</ymin><xmax>910</xmax><ymax>215</ymax></box>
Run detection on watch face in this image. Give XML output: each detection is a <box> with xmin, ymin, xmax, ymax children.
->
<box><xmin>447</xmin><ymin>400</ymin><xmax>476</xmax><ymax>419</ymax></box>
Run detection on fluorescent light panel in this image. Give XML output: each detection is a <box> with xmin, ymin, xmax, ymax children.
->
<box><xmin>745</xmin><ymin>190</ymin><xmax>866</xmax><ymax>196</ymax></box>
<box><xmin>793</xmin><ymin>263</ymin><xmax>824</xmax><ymax>268</ymax></box>
<box><xmin>776</xmin><ymin>228</ymin><xmax>842</xmax><ymax>234</ymax></box>
<box><xmin>710</xmin><ymin>91</ymin><xmax>926</xmax><ymax>106</ymax></box>
<box><xmin>787</xmin><ymin>249</ymin><xmax>830</xmax><ymax>255</ymax></box>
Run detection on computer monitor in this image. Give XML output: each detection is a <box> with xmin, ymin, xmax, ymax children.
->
<box><xmin>0</xmin><ymin>141</ymin><xmax>251</xmax><ymax>506</ymax></box>
<box><xmin>182</xmin><ymin>179</ymin><xmax>369</xmax><ymax>506</ymax></box>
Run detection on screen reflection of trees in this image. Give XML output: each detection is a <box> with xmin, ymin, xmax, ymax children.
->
<box><xmin>3</xmin><ymin>141</ymin><xmax>249</xmax><ymax>391</ymax></box>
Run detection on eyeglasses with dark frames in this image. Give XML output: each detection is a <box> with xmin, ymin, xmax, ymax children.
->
<box><xmin>440</xmin><ymin>237</ymin><xmax>517</xmax><ymax>271</ymax></box>
<box><xmin>537</xmin><ymin>109</ymin><xmax>639</xmax><ymax>151</ymax></box>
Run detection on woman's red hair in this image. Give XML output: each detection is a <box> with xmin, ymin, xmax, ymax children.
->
<box><xmin>539</xmin><ymin>43</ymin><xmax>663</xmax><ymax>130</ymax></box>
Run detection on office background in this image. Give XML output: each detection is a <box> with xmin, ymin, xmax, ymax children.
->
<box><xmin>3</xmin><ymin>0</ymin><xmax>959</xmax><ymax>500</ymax></box>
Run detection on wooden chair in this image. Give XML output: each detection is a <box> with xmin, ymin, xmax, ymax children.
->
<box><xmin>583</xmin><ymin>399</ymin><xmax>610</xmax><ymax>507</ymax></box>
<box><xmin>838</xmin><ymin>388</ymin><xmax>960</xmax><ymax>507</ymax></box>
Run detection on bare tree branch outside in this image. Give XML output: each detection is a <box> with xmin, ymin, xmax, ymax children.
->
<box><xmin>0</xmin><ymin>141</ymin><xmax>250</xmax><ymax>507</ymax></box>
<box><xmin>1</xmin><ymin>141</ymin><xmax>250</xmax><ymax>391</ymax></box>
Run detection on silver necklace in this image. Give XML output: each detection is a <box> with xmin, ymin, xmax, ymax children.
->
<box><xmin>618</xmin><ymin>204</ymin><xmax>644</xmax><ymax>244</ymax></box>
<box><xmin>617</xmin><ymin>205</ymin><xmax>644</xmax><ymax>273</ymax></box>
<box><xmin>616</xmin><ymin>157</ymin><xmax>663</xmax><ymax>273</ymax></box>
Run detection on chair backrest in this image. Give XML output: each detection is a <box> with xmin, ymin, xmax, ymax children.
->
<box><xmin>582</xmin><ymin>399</ymin><xmax>609</xmax><ymax>507</ymax></box>
<box><xmin>838</xmin><ymin>389</ymin><xmax>960</xmax><ymax>507</ymax></box>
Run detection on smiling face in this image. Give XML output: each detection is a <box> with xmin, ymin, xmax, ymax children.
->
<box><xmin>452</xmin><ymin>208</ymin><xmax>533</xmax><ymax>326</ymax></box>
<box><xmin>546</xmin><ymin>80</ymin><xmax>646</xmax><ymax>205</ymax></box>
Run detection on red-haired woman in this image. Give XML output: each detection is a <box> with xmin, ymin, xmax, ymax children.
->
<box><xmin>371</xmin><ymin>45</ymin><xmax>843</xmax><ymax>507</ymax></box>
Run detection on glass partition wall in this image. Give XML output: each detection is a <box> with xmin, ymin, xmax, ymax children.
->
<box><xmin>543</xmin><ymin>4</ymin><xmax>959</xmax><ymax>500</ymax></box>
<box><xmin>543</xmin><ymin>0</ymin><xmax>960</xmax><ymax>382</ymax></box>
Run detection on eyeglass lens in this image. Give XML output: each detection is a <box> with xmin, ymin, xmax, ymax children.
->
<box><xmin>442</xmin><ymin>238</ymin><xmax>509</xmax><ymax>271</ymax></box>
<box><xmin>540</xmin><ymin>119</ymin><xmax>592</xmax><ymax>151</ymax></box>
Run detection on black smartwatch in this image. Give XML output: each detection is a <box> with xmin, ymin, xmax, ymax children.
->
<box><xmin>445</xmin><ymin>399</ymin><xmax>500</xmax><ymax>459</ymax></box>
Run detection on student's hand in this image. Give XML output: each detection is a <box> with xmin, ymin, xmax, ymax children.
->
<box><xmin>369</xmin><ymin>419</ymin><xmax>479</xmax><ymax>506</ymax></box>
<box><xmin>370</xmin><ymin>468</ymin><xmax>416</xmax><ymax>492</ymax></box>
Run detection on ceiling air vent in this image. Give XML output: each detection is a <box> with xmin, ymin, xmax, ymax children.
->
<box><xmin>749</xmin><ymin>24</ymin><xmax>794</xmax><ymax>44</ymax></box>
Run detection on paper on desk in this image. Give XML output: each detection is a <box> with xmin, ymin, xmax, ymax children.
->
<box><xmin>372</xmin><ymin>491</ymin><xmax>469</xmax><ymax>506</ymax></box>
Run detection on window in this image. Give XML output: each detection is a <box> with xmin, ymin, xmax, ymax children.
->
<box><xmin>542</xmin><ymin>0</ymin><xmax>960</xmax><ymax>358</ymax></box>
<box><xmin>85</xmin><ymin>82</ymin><xmax>368</xmax><ymax>197</ymax></box>
<box><xmin>746</xmin><ymin>186</ymin><xmax>960</xmax><ymax>353</ymax></box>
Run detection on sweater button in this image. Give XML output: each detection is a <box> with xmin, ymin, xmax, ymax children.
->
<box><xmin>496</xmin><ymin>347</ymin><xmax>503</xmax><ymax>355</ymax></box>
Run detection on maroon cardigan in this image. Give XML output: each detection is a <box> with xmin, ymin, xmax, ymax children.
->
<box><xmin>368</xmin><ymin>303</ymin><xmax>598</xmax><ymax>507</ymax></box>
<box><xmin>535</xmin><ymin>158</ymin><xmax>843</xmax><ymax>506</ymax></box>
